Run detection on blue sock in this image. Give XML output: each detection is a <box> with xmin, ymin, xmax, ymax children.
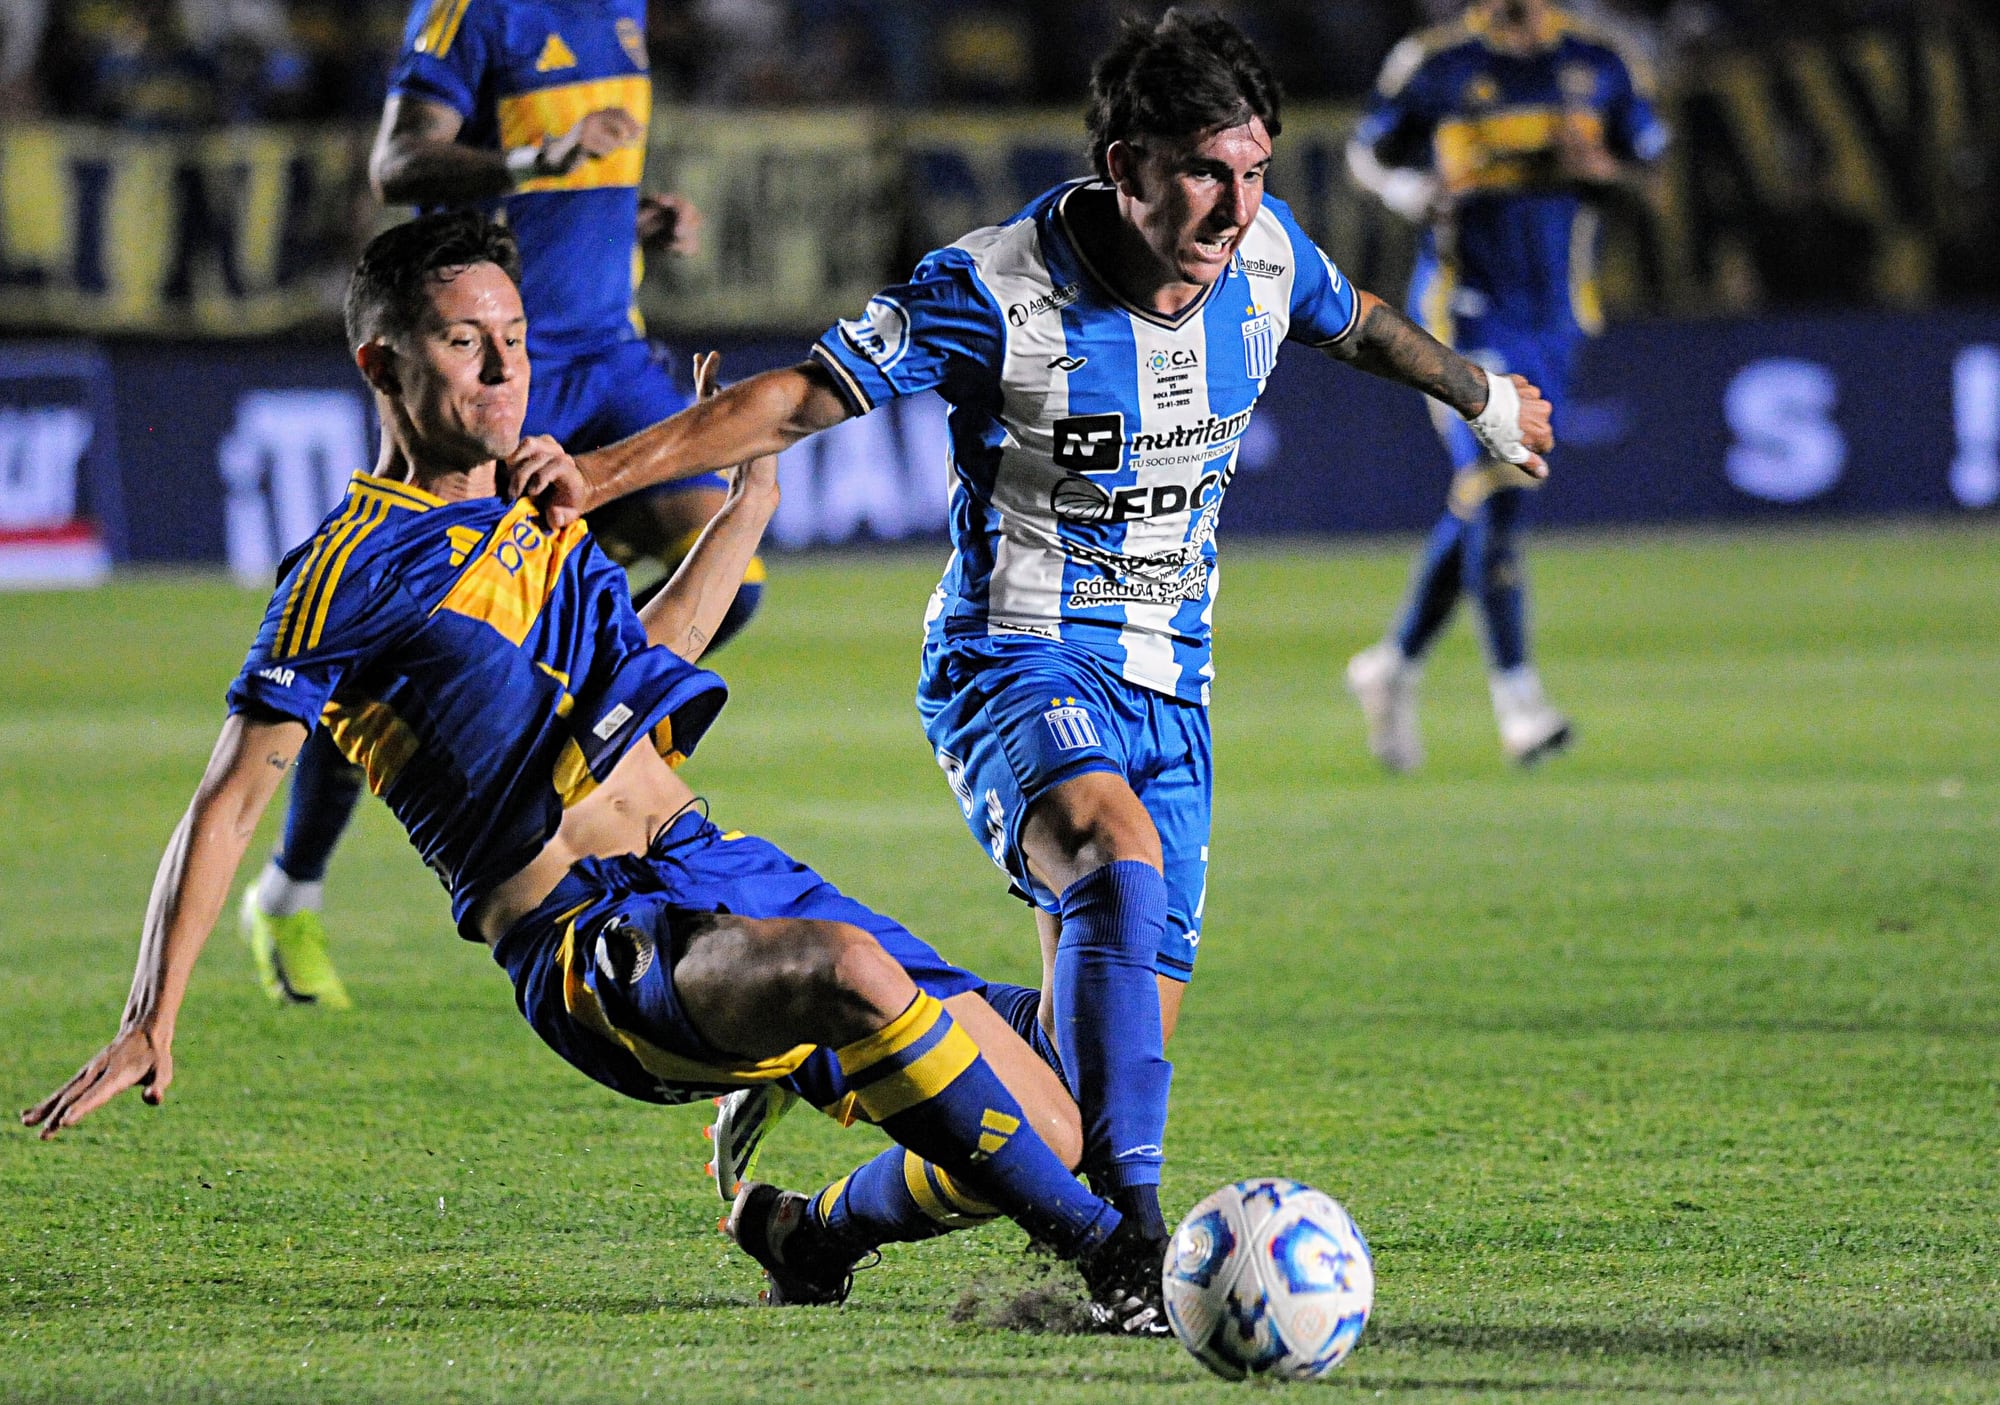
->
<box><xmin>980</xmin><ymin>981</ymin><xmax>1065</xmax><ymax>1081</ymax></box>
<box><xmin>823</xmin><ymin>993</ymin><xmax>1117</xmax><ymax>1257</ymax></box>
<box><xmin>1468</xmin><ymin>491</ymin><xmax>1528</xmax><ymax>671</ymax></box>
<box><xmin>814</xmin><ymin>1145</ymin><xmax>996</xmax><ymax>1248</ymax></box>
<box><xmin>1052</xmin><ymin>861</ymin><xmax>1172</xmax><ymax>1220</ymax></box>
<box><xmin>1395</xmin><ymin>511</ymin><xmax>1467</xmax><ymax>660</ymax></box>
<box><xmin>274</xmin><ymin>726</ymin><xmax>364</xmax><ymax>883</ymax></box>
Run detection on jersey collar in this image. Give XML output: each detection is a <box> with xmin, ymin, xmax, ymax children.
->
<box><xmin>349</xmin><ymin>471</ymin><xmax>447</xmax><ymax>510</ymax></box>
<box><xmin>1053</xmin><ymin>181</ymin><xmax>1228</xmax><ymax>333</ymax></box>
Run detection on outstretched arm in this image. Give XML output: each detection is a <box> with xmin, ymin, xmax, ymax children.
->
<box><xmin>23</xmin><ymin>713</ymin><xmax>307</xmax><ymax>1138</ymax></box>
<box><xmin>1328</xmin><ymin>289</ymin><xmax>1554</xmax><ymax>473</ymax></box>
<box><xmin>510</xmin><ymin>362</ymin><xmax>852</xmax><ymax>527</ymax></box>
<box><xmin>638</xmin><ymin>353</ymin><xmax>782</xmax><ymax>662</ymax></box>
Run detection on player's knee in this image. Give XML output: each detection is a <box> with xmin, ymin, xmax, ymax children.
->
<box><xmin>1024</xmin><ymin>773</ymin><xmax>1162</xmax><ymax>887</ymax></box>
<box><xmin>761</xmin><ymin>919</ymin><xmax>909</xmax><ymax>1045</ymax></box>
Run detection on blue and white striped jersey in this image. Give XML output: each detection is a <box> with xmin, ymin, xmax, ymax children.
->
<box><xmin>811</xmin><ymin>180</ymin><xmax>1361</xmax><ymax>704</ymax></box>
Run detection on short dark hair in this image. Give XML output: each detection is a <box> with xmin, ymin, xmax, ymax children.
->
<box><xmin>1085</xmin><ymin>8</ymin><xmax>1283</xmax><ymax>180</ymax></box>
<box><xmin>343</xmin><ymin>209</ymin><xmax>523</xmax><ymax>349</ymax></box>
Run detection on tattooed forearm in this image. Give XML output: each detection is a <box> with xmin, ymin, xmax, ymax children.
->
<box><xmin>1329</xmin><ymin>298</ymin><xmax>1489</xmax><ymax>419</ymax></box>
<box><xmin>265</xmin><ymin>752</ymin><xmax>289</xmax><ymax>771</ymax></box>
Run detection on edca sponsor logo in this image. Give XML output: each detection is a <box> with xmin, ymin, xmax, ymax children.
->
<box><xmin>1006</xmin><ymin>283</ymin><xmax>1081</xmax><ymax>326</ymax></box>
<box><xmin>1147</xmin><ymin>348</ymin><xmax>1199</xmax><ymax>374</ymax></box>
<box><xmin>1050</xmin><ymin>470</ymin><xmax>1223</xmax><ymax>525</ymax></box>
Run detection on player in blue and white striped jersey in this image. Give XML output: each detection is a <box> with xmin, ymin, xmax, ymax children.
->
<box><xmin>513</xmin><ymin>9</ymin><xmax>1553</xmax><ymax>1253</ymax></box>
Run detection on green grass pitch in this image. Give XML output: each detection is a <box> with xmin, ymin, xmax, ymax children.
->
<box><xmin>2</xmin><ymin>525</ymin><xmax>1996</xmax><ymax>1403</ymax></box>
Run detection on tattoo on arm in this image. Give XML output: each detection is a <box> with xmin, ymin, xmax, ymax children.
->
<box><xmin>265</xmin><ymin>752</ymin><xmax>290</xmax><ymax>771</ymax></box>
<box><xmin>1329</xmin><ymin>300</ymin><xmax>1489</xmax><ymax>419</ymax></box>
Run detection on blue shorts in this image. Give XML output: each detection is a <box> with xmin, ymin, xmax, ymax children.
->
<box><xmin>491</xmin><ymin>811</ymin><xmax>982</xmax><ymax>1110</ymax></box>
<box><xmin>525</xmin><ymin>338</ymin><xmax>725</xmax><ymax>498</ymax></box>
<box><xmin>916</xmin><ymin>635</ymin><xmax>1212</xmax><ymax>981</ymax></box>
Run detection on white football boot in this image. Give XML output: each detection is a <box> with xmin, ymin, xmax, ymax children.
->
<box><xmin>1344</xmin><ymin>641</ymin><xmax>1423</xmax><ymax>773</ymax></box>
<box><xmin>1490</xmin><ymin>665</ymin><xmax>1573</xmax><ymax>765</ymax></box>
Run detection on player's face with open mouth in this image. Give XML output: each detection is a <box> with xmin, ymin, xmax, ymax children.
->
<box><xmin>403</xmin><ymin>261</ymin><xmax>530</xmax><ymax>467</ymax></box>
<box><xmin>1128</xmin><ymin>115</ymin><xmax>1272</xmax><ymax>288</ymax></box>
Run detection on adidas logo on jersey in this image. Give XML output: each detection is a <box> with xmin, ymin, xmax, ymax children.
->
<box><xmin>534</xmin><ymin>33</ymin><xmax>577</xmax><ymax>71</ymax></box>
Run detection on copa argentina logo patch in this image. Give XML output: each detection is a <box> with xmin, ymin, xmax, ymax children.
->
<box><xmin>838</xmin><ymin>296</ymin><xmax>912</xmax><ymax>370</ymax></box>
<box><xmin>1043</xmin><ymin>701</ymin><xmax>1100</xmax><ymax>752</ymax></box>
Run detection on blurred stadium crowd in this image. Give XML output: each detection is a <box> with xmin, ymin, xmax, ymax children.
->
<box><xmin>0</xmin><ymin>0</ymin><xmax>1981</xmax><ymax>122</ymax></box>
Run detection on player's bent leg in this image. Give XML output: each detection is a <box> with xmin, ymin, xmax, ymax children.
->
<box><xmin>1021</xmin><ymin>771</ymin><xmax>1174</xmax><ymax>1241</ymax></box>
<box><xmin>675</xmin><ymin>913</ymin><xmax>1116</xmax><ymax>1255</ymax></box>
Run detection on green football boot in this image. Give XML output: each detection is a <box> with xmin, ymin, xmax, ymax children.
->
<box><xmin>240</xmin><ymin>889</ymin><xmax>353</xmax><ymax>1009</ymax></box>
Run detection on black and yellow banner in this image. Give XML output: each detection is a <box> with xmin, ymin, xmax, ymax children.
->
<box><xmin>0</xmin><ymin>17</ymin><xmax>1992</xmax><ymax>336</ymax></box>
<box><xmin>0</xmin><ymin>123</ymin><xmax>367</xmax><ymax>336</ymax></box>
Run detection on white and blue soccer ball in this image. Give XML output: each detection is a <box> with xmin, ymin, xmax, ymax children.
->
<box><xmin>1163</xmin><ymin>1178</ymin><xmax>1374</xmax><ymax>1381</ymax></box>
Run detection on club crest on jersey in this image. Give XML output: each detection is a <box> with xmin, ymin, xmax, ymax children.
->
<box><xmin>1051</xmin><ymin>412</ymin><xmax>1124</xmax><ymax>473</ymax></box>
<box><xmin>1043</xmin><ymin>703</ymin><xmax>1100</xmax><ymax>752</ymax></box>
<box><xmin>1241</xmin><ymin>308</ymin><xmax>1276</xmax><ymax>381</ymax></box>
<box><xmin>838</xmin><ymin>296</ymin><xmax>912</xmax><ymax>370</ymax></box>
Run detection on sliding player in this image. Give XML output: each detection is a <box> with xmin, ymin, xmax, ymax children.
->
<box><xmin>25</xmin><ymin>213</ymin><xmax>1165</xmax><ymax>1334</ymax></box>
<box><xmin>1343</xmin><ymin>0</ymin><xmax>1665</xmax><ymax>769</ymax></box>
<box><xmin>507</xmin><ymin>10</ymin><xmax>1553</xmax><ymax>1255</ymax></box>
<box><xmin>241</xmin><ymin>0</ymin><xmax>763</xmax><ymax>1008</ymax></box>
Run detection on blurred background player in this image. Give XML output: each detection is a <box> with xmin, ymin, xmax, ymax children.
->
<box><xmin>508</xmin><ymin>8</ymin><xmax>1551</xmax><ymax>1254</ymax></box>
<box><xmin>1343</xmin><ymin>0</ymin><xmax>1666</xmax><ymax>771</ymax></box>
<box><xmin>240</xmin><ymin>0</ymin><xmax>765</xmax><ymax>1006</ymax></box>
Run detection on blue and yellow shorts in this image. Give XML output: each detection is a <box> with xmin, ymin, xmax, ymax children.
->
<box><xmin>491</xmin><ymin>811</ymin><xmax>983</xmax><ymax>1110</ymax></box>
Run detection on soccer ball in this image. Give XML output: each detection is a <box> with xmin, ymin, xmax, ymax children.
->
<box><xmin>1163</xmin><ymin>1178</ymin><xmax>1374</xmax><ymax>1380</ymax></box>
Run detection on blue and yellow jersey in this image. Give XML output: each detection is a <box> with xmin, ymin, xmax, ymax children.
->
<box><xmin>1354</xmin><ymin>7</ymin><xmax>1667</xmax><ymax>333</ymax></box>
<box><xmin>388</xmin><ymin>0</ymin><xmax>653</xmax><ymax>360</ymax></box>
<box><xmin>226</xmin><ymin>474</ymin><xmax>727</xmax><ymax>939</ymax></box>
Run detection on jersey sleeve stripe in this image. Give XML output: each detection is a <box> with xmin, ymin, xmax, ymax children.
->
<box><xmin>275</xmin><ymin>495</ymin><xmax>371</xmax><ymax>658</ymax></box>
<box><xmin>810</xmin><ymin>342</ymin><xmax>875</xmax><ymax>415</ymax></box>
<box><xmin>302</xmin><ymin>497</ymin><xmax>392</xmax><ymax>652</ymax></box>
<box><xmin>1305</xmin><ymin>288</ymin><xmax>1365</xmax><ymax>348</ymax></box>
<box><xmin>417</xmin><ymin>0</ymin><xmax>474</xmax><ymax>57</ymax></box>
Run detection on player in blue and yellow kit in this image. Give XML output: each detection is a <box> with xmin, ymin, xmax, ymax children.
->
<box><xmin>508</xmin><ymin>11</ymin><xmax>1555</xmax><ymax>1255</ymax></box>
<box><xmin>242</xmin><ymin>0</ymin><xmax>765</xmax><ymax>1006</ymax></box>
<box><xmin>27</xmin><ymin>212</ymin><xmax>1169</xmax><ymax>1333</ymax></box>
<box><xmin>1344</xmin><ymin>0</ymin><xmax>1666</xmax><ymax>770</ymax></box>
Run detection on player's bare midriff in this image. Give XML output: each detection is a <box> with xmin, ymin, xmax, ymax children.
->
<box><xmin>472</xmin><ymin>740</ymin><xmax>698</xmax><ymax>946</ymax></box>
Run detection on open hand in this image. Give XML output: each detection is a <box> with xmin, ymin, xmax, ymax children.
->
<box><xmin>504</xmin><ymin>433</ymin><xmax>587</xmax><ymax>529</ymax></box>
<box><xmin>22</xmin><ymin>1025</ymin><xmax>171</xmax><ymax>1140</ymax></box>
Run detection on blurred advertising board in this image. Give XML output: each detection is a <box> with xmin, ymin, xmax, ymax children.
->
<box><xmin>0</xmin><ymin>343</ymin><xmax>119</xmax><ymax>589</ymax></box>
<box><xmin>3</xmin><ymin>308</ymin><xmax>1984</xmax><ymax>586</ymax></box>
<box><xmin>0</xmin><ymin>124</ymin><xmax>367</xmax><ymax>337</ymax></box>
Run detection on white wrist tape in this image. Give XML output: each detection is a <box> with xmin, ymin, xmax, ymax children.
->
<box><xmin>1465</xmin><ymin>367</ymin><xmax>1531</xmax><ymax>465</ymax></box>
<box><xmin>504</xmin><ymin>144</ymin><xmax>544</xmax><ymax>185</ymax></box>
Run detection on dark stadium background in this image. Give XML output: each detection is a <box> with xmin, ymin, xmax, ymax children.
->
<box><xmin>0</xmin><ymin>0</ymin><xmax>1995</xmax><ymax>573</ymax></box>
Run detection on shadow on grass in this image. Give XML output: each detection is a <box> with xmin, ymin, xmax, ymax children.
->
<box><xmin>1374</xmin><ymin>1319</ymin><xmax>2000</xmax><ymax>1366</ymax></box>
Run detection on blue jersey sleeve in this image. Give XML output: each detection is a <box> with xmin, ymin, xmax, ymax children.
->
<box><xmin>1601</xmin><ymin>50</ymin><xmax>1669</xmax><ymax>164</ymax></box>
<box><xmin>1264</xmin><ymin>197</ymin><xmax>1362</xmax><ymax>348</ymax></box>
<box><xmin>226</xmin><ymin>537</ymin><xmax>409</xmax><ymax>728</ymax></box>
<box><xmin>809</xmin><ymin>248</ymin><xmax>1004</xmax><ymax>414</ymax></box>
<box><xmin>387</xmin><ymin>0</ymin><xmax>495</xmax><ymax>119</ymax></box>
<box><xmin>1352</xmin><ymin>38</ymin><xmax>1440</xmax><ymax>169</ymax></box>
